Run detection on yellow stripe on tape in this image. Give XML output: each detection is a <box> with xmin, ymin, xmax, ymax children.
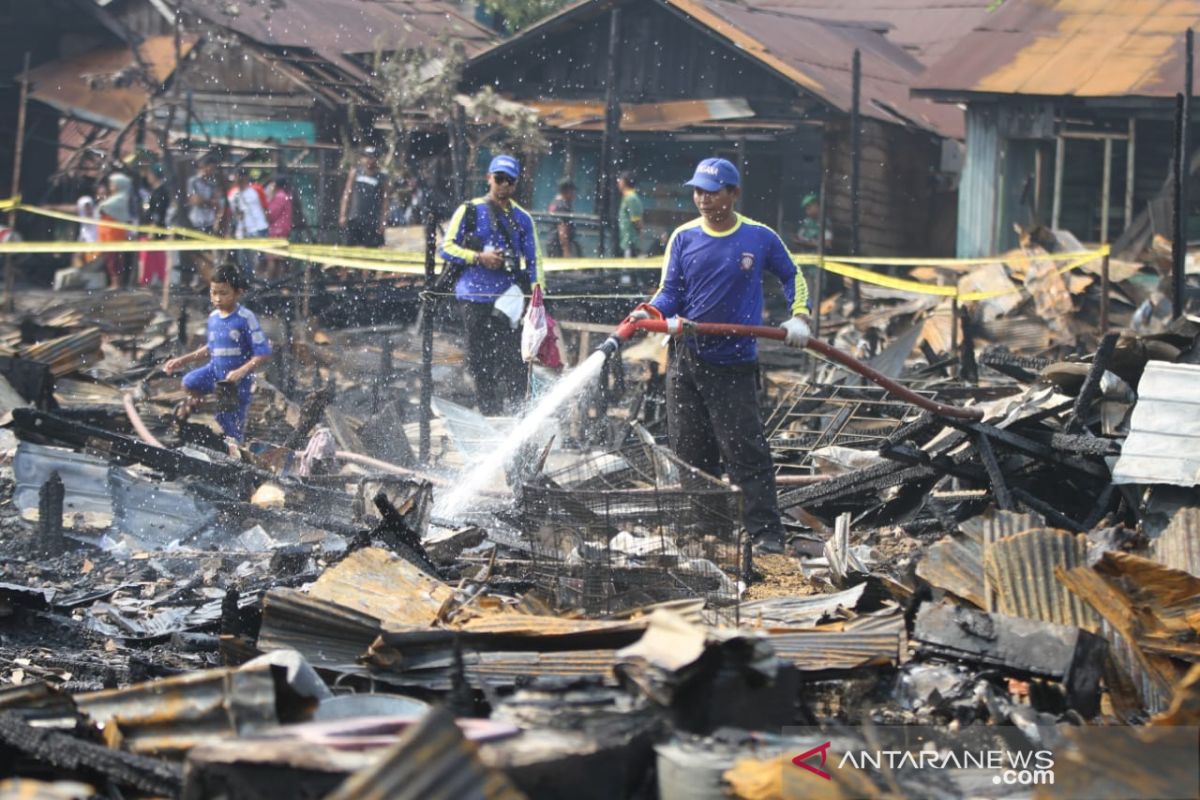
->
<box><xmin>15</xmin><ymin>204</ymin><xmax>221</xmax><ymax>242</ymax></box>
<box><xmin>0</xmin><ymin>196</ymin><xmax>19</xmax><ymax>212</ymax></box>
<box><xmin>0</xmin><ymin>238</ymin><xmax>287</xmax><ymax>254</ymax></box>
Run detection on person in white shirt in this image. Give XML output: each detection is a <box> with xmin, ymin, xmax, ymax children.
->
<box><xmin>227</xmin><ymin>168</ymin><xmax>269</xmax><ymax>281</ymax></box>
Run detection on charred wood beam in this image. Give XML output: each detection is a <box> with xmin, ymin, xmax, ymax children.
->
<box><xmin>1066</xmin><ymin>332</ymin><xmax>1120</xmax><ymax>434</ymax></box>
<box><xmin>11</xmin><ymin>408</ymin><xmax>260</xmax><ymax>496</ymax></box>
<box><xmin>958</xmin><ymin>306</ymin><xmax>978</xmax><ymax>384</ymax></box>
<box><xmin>372</xmin><ymin>492</ymin><xmax>439</xmax><ymax>578</ymax></box>
<box><xmin>283</xmin><ymin>379</ymin><xmax>336</xmax><ymax>449</ymax></box>
<box><xmin>0</xmin><ymin>711</ymin><xmax>181</xmax><ymax>795</ymax></box>
<box><xmin>975</xmin><ymin>433</ymin><xmax>1013</xmax><ymax>511</ymax></box>
<box><xmin>1081</xmin><ymin>483</ymin><xmax>1118</xmax><ymax>530</ymax></box>
<box><xmin>1010</xmin><ymin>487</ymin><xmax>1087</xmax><ymax>532</ymax></box>
<box><xmin>948</xmin><ymin>420</ymin><xmax>1109</xmax><ymax>480</ymax></box>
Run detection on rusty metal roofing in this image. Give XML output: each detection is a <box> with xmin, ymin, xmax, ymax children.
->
<box><xmin>326</xmin><ymin>707</ymin><xmax>528</xmax><ymax>800</ymax></box>
<box><xmin>23</xmin><ymin>35</ymin><xmax>198</xmax><ymax>129</ymax></box>
<box><xmin>181</xmin><ymin>0</ymin><xmax>495</xmax><ymax>59</ymax></box>
<box><xmin>469</xmin><ymin>0</ymin><xmax>964</xmax><ymax>137</ymax></box>
<box><xmin>751</xmin><ymin>1</ymin><xmax>993</xmax><ymax>66</ymax></box>
<box><xmin>525</xmin><ymin>97</ymin><xmax>758</xmax><ymax>132</ymax></box>
<box><xmin>982</xmin><ymin>528</ymin><xmax>1100</xmax><ymax>629</ymax></box>
<box><xmin>916</xmin><ymin>0</ymin><xmax>1200</xmax><ymax>99</ymax></box>
<box><xmin>1112</xmin><ymin>361</ymin><xmax>1200</xmax><ymax>487</ymax></box>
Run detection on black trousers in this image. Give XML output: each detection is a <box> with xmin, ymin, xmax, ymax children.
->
<box><xmin>666</xmin><ymin>344</ymin><xmax>783</xmax><ymax>541</ymax></box>
<box><xmin>460</xmin><ymin>300</ymin><xmax>525</xmax><ymax>416</ymax></box>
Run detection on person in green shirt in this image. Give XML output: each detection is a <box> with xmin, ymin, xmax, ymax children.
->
<box><xmin>793</xmin><ymin>192</ymin><xmax>831</xmax><ymax>253</ymax></box>
<box><xmin>617</xmin><ymin>171</ymin><xmax>644</xmax><ymax>257</ymax></box>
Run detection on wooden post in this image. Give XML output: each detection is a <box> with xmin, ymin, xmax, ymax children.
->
<box><xmin>1173</xmin><ymin>91</ymin><xmax>1186</xmax><ymax>319</ymax></box>
<box><xmin>1052</xmin><ymin>133</ymin><xmax>1064</xmax><ymax>230</ymax></box>
<box><xmin>5</xmin><ymin>52</ymin><xmax>30</xmax><ymax>313</ymax></box>
<box><xmin>1175</xmin><ymin>29</ymin><xmax>1193</xmax><ymax>319</ymax></box>
<box><xmin>1125</xmin><ymin>118</ymin><xmax>1136</xmax><ymax>230</ymax></box>
<box><xmin>1100</xmin><ymin>137</ymin><xmax>1113</xmax><ymax>243</ymax></box>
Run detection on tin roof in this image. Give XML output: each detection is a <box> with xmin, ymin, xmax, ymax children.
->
<box><xmin>23</xmin><ymin>35</ymin><xmax>198</xmax><ymax>129</ymax></box>
<box><xmin>750</xmin><ymin>0</ymin><xmax>993</xmax><ymax>66</ymax></box>
<box><xmin>1112</xmin><ymin>360</ymin><xmax>1200</xmax><ymax>487</ymax></box>
<box><xmin>916</xmin><ymin>0</ymin><xmax>1200</xmax><ymax>101</ymax></box>
<box><xmin>181</xmin><ymin>0</ymin><xmax>495</xmax><ymax>60</ymax></box>
<box><xmin>469</xmin><ymin>0</ymin><xmax>965</xmax><ymax>137</ymax></box>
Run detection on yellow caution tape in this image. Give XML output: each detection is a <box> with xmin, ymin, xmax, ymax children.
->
<box><xmin>0</xmin><ymin>238</ymin><xmax>287</xmax><ymax>254</ymax></box>
<box><xmin>0</xmin><ymin>201</ymin><xmax>1110</xmax><ymax>300</ymax></box>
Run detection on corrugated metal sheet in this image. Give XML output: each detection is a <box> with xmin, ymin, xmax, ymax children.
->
<box><xmin>75</xmin><ymin>666</ymin><xmax>279</xmax><ymax>756</ymax></box>
<box><xmin>469</xmin><ymin>0</ymin><xmax>963</xmax><ymax>137</ymax></box>
<box><xmin>182</xmin><ymin>0</ymin><xmax>496</xmax><ymax>61</ymax></box>
<box><xmin>916</xmin><ymin>531</ymin><xmax>985</xmax><ymax>607</ymax></box>
<box><xmin>982</xmin><ymin>528</ymin><xmax>1100</xmax><ymax>629</ymax></box>
<box><xmin>738</xmin><ymin>584</ymin><xmax>867</xmax><ymax>627</ymax></box>
<box><xmin>956</xmin><ymin>104</ymin><xmax>1001</xmax><ymax>257</ymax></box>
<box><xmin>1113</xmin><ymin>361</ymin><xmax>1200</xmax><ymax>486</ymax></box>
<box><xmin>766</xmin><ymin>626</ymin><xmax>903</xmax><ymax>671</ymax></box>
<box><xmin>306</xmin><ymin>547</ymin><xmax>453</xmax><ymax>630</ymax></box>
<box><xmin>1150</xmin><ymin>505</ymin><xmax>1200</xmax><ymax>578</ymax></box>
<box><xmin>917</xmin><ymin>0</ymin><xmax>1200</xmax><ymax>99</ymax></box>
<box><xmin>525</xmin><ymin>97</ymin><xmax>757</xmax><ymax>132</ymax></box>
<box><xmin>23</xmin><ymin>36</ymin><xmax>197</xmax><ymax>129</ymax></box>
<box><xmin>326</xmin><ymin>707</ymin><xmax>528</xmax><ymax>800</ymax></box>
<box><xmin>752</xmin><ymin>0</ymin><xmax>992</xmax><ymax>67</ymax></box>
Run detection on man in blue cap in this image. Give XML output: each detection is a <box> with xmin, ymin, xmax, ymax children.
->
<box><xmin>440</xmin><ymin>154</ymin><xmax>543</xmax><ymax>415</ymax></box>
<box><xmin>625</xmin><ymin>157</ymin><xmax>812</xmax><ymax>556</ymax></box>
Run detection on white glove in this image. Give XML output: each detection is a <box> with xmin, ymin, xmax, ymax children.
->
<box><xmin>781</xmin><ymin>315</ymin><xmax>812</xmax><ymax>348</ymax></box>
<box><xmin>628</xmin><ymin>308</ymin><xmax>652</xmax><ymax>322</ymax></box>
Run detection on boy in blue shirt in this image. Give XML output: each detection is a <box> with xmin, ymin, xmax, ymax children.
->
<box><xmin>164</xmin><ymin>264</ymin><xmax>272</xmax><ymax>441</ymax></box>
<box><xmin>626</xmin><ymin>158</ymin><xmax>812</xmax><ymax>559</ymax></box>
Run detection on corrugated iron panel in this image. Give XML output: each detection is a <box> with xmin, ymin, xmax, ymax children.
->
<box><xmin>956</xmin><ymin>105</ymin><xmax>1000</xmax><ymax>257</ymax></box>
<box><xmin>326</xmin><ymin>707</ymin><xmax>527</xmax><ymax>800</ymax></box>
<box><xmin>307</xmin><ymin>547</ymin><xmax>453</xmax><ymax>630</ymax></box>
<box><xmin>917</xmin><ymin>0</ymin><xmax>1200</xmax><ymax>99</ymax></box>
<box><xmin>766</xmin><ymin>628</ymin><xmax>903</xmax><ymax>671</ymax></box>
<box><xmin>258</xmin><ymin>587</ymin><xmax>382</xmax><ymax>667</ymax></box>
<box><xmin>75</xmin><ymin>666</ymin><xmax>278</xmax><ymax>756</ymax></box>
<box><xmin>916</xmin><ymin>532</ymin><xmax>985</xmax><ymax>607</ymax></box>
<box><xmin>738</xmin><ymin>584</ymin><xmax>867</xmax><ymax>627</ymax></box>
<box><xmin>982</xmin><ymin>528</ymin><xmax>1100</xmax><ymax>629</ymax></box>
<box><xmin>23</xmin><ymin>36</ymin><xmax>197</xmax><ymax>129</ymax></box>
<box><xmin>1151</xmin><ymin>505</ymin><xmax>1200</xmax><ymax>578</ymax></box>
<box><xmin>1113</xmin><ymin>361</ymin><xmax>1200</xmax><ymax>487</ymax></box>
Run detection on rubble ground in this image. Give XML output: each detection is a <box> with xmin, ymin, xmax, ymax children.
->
<box><xmin>0</xmin><ymin>242</ymin><xmax>1199</xmax><ymax>800</ymax></box>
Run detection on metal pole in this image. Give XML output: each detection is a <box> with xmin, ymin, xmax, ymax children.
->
<box><xmin>419</xmin><ymin>218</ymin><xmax>436</xmax><ymax>463</ymax></box>
<box><xmin>1175</xmin><ymin>28</ymin><xmax>1193</xmax><ymax>319</ymax></box>
<box><xmin>1052</xmin><ymin>133</ymin><xmax>1064</xmax><ymax>229</ymax></box>
<box><xmin>850</xmin><ymin>48</ymin><xmax>861</xmax><ymax>314</ymax></box>
<box><xmin>1100</xmin><ymin>252</ymin><xmax>1110</xmax><ymax>332</ymax></box>
<box><xmin>598</xmin><ymin>8</ymin><xmax>622</xmax><ymax>258</ymax></box>
<box><xmin>1172</xmin><ymin>91</ymin><xmax>1186</xmax><ymax>319</ymax></box>
<box><xmin>1100</xmin><ymin>137</ymin><xmax>1113</xmax><ymax>243</ymax></box>
<box><xmin>809</xmin><ymin>162</ymin><xmax>827</xmax><ymax>379</ymax></box>
<box><xmin>5</xmin><ymin>52</ymin><xmax>30</xmax><ymax>313</ymax></box>
<box><xmin>1125</xmin><ymin>118</ymin><xmax>1136</xmax><ymax>230</ymax></box>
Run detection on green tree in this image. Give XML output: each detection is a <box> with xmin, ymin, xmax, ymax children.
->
<box><xmin>481</xmin><ymin>0</ymin><xmax>572</xmax><ymax>33</ymax></box>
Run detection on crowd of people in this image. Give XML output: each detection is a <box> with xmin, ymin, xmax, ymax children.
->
<box><xmin>74</xmin><ymin>153</ymin><xmax>300</xmax><ymax>290</ymax></box>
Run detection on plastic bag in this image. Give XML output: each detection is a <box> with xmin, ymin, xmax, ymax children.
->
<box><xmin>521</xmin><ymin>284</ymin><xmax>549</xmax><ymax>362</ymax></box>
<box><xmin>494</xmin><ymin>283</ymin><xmax>525</xmax><ymax>328</ymax></box>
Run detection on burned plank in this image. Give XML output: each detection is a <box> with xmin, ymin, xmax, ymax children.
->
<box><xmin>1067</xmin><ymin>332</ymin><xmax>1120</xmax><ymax>434</ymax></box>
<box><xmin>974</xmin><ymin>433</ymin><xmax>1013</xmax><ymax>511</ymax></box>
<box><xmin>0</xmin><ymin>711</ymin><xmax>182</xmax><ymax>795</ymax></box>
<box><xmin>913</xmin><ymin>603</ymin><xmax>1106</xmax><ymax>717</ymax></box>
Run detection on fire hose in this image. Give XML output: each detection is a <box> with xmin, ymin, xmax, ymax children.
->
<box><xmin>599</xmin><ymin>317</ymin><xmax>983</xmax><ymax>421</ymax></box>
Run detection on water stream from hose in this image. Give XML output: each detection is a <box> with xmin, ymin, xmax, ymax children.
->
<box><xmin>432</xmin><ymin>350</ymin><xmax>609</xmax><ymax>520</ymax></box>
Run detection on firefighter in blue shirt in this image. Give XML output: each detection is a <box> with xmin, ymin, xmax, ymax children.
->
<box><xmin>628</xmin><ymin>158</ymin><xmax>812</xmax><ymax>555</ymax></box>
<box><xmin>165</xmin><ymin>264</ymin><xmax>272</xmax><ymax>442</ymax></box>
<box><xmin>440</xmin><ymin>155</ymin><xmax>543</xmax><ymax>415</ymax></box>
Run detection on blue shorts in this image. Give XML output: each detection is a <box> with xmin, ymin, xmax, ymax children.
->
<box><xmin>182</xmin><ymin>363</ymin><xmax>254</xmax><ymax>441</ymax></box>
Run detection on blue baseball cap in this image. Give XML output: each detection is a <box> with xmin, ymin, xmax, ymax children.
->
<box><xmin>488</xmin><ymin>154</ymin><xmax>521</xmax><ymax>179</ymax></box>
<box><xmin>684</xmin><ymin>157</ymin><xmax>740</xmax><ymax>191</ymax></box>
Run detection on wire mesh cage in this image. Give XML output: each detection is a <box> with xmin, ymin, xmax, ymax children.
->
<box><xmin>520</xmin><ymin>443</ymin><xmax>744</xmax><ymax>623</ymax></box>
